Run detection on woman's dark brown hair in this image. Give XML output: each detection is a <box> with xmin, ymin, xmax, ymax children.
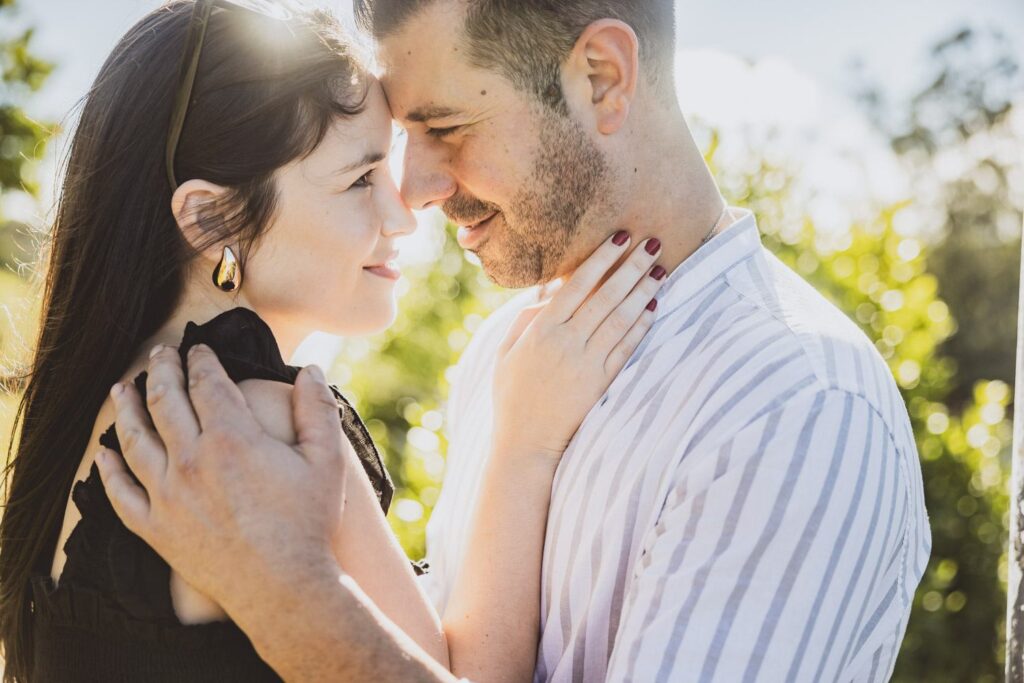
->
<box><xmin>0</xmin><ymin>2</ymin><xmax>368</xmax><ymax>679</ymax></box>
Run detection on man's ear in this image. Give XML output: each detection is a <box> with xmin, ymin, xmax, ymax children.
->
<box><xmin>170</xmin><ymin>179</ymin><xmax>232</xmax><ymax>259</ymax></box>
<box><xmin>564</xmin><ymin>19</ymin><xmax>640</xmax><ymax>136</ymax></box>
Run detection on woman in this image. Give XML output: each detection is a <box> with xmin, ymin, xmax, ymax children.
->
<box><xmin>0</xmin><ymin>2</ymin><xmax>665</xmax><ymax>681</ymax></box>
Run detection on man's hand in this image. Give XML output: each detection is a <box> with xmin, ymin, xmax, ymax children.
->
<box><xmin>99</xmin><ymin>345</ymin><xmax>457</xmax><ymax>682</ymax></box>
<box><xmin>97</xmin><ymin>344</ymin><xmax>349</xmax><ymax>618</ymax></box>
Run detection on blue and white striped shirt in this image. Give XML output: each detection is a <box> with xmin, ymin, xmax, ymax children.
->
<box><xmin>423</xmin><ymin>208</ymin><xmax>931</xmax><ymax>682</ymax></box>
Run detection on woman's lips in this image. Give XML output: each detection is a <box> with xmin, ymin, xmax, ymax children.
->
<box><xmin>457</xmin><ymin>211</ymin><xmax>499</xmax><ymax>250</ymax></box>
<box><xmin>364</xmin><ymin>261</ymin><xmax>401</xmax><ymax>281</ymax></box>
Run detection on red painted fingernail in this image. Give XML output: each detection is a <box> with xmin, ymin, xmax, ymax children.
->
<box><xmin>646</xmin><ymin>299</ymin><xmax>658</xmax><ymax>312</ymax></box>
<box><xmin>645</xmin><ymin>238</ymin><xmax>661</xmax><ymax>255</ymax></box>
<box><xmin>650</xmin><ymin>265</ymin><xmax>667</xmax><ymax>280</ymax></box>
<box><xmin>612</xmin><ymin>230</ymin><xmax>629</xmax><ymax>246</ymax></box>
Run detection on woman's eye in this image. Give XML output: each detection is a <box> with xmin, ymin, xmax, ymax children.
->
<box><xmin>426</xmin><ymin>125</ymin><xmax>461</xmax><ymax>140</ymax></box>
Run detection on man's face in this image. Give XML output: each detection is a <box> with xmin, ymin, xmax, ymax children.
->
<box><xmin>378</xmin><ymin>3</ymin><xmax>613</xmax><ymax>288</ymax></box>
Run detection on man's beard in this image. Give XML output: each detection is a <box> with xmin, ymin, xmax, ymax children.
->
<box><xmin>443</xmin><ymin>110</ymin><xmax>610</xmax><ymax>288</ymax></box>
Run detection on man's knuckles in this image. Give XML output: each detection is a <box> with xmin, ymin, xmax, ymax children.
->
<box><xmin>198</xmin><ymin>425</ymin><xmax>253</xmax><ymax>456</ymax></box>
<box><xmin>119</xmin><ymin>426</ymin><xmax>147</xmax><ymax>452</ymax></box>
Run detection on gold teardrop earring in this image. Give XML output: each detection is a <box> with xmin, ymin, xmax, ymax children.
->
<box><xmin>212</xmin><ymin>245</ymin><xmax>242</xmax><ymax>292</ymax></box>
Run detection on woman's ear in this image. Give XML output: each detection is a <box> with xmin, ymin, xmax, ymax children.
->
<box><xmin>563</xmin><ymin>19</ymin><xmax>640</xmax><ymax>136</ymax></box>
<box><xmin>170</xmin><ymin>179</ymin><xmax>232</xmax><ymax>258</ymax></box>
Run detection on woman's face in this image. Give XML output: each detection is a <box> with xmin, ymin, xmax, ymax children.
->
<box><xmin>242</xmin><ymin>79</ymin><xmax>415</xmax><ymax>340</ymax></box>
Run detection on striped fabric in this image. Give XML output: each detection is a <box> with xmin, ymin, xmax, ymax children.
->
<box><xmin>421</xmin><ymin>209</ymin><xmax>931</xmax><ymax>682</ymax></box>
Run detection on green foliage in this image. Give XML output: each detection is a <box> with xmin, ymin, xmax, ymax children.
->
<box><xmin>0</xmin><ymin>1</ymin><xmax>53</xmax><ymax>197</ymax></box>
<box><xmin>0</xmin><ymin>0</ymin><xmax>50</xmax><ymax>419</ymax></box>
<box><xmin>858</xmin><ymin>27</ymin><xmax>1023</xmax><ymax>406</ymax></box>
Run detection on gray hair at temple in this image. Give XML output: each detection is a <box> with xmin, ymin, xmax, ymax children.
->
<box><xmin>352</xmin><ymin>0</ymin><xmax>678</xmax><ymax>111</ymax></box>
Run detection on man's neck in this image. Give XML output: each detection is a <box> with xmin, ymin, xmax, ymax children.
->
<box><xmin>618</xmin><ymin>114</ymin><xmax>728</xmax><ymax>278</ymax></box>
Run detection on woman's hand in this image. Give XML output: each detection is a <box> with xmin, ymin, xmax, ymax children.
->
<box><xmin>444</xmin><ymin>230</ymin><xmax>666</xmax><ymax>682</ymax></box>
<box><xmin>491</xmin><ymin>230</ymin><xmax>666</xmax><ymax>462</ymax></box>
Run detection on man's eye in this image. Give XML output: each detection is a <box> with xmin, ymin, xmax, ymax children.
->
<box><xmin>426</xmin><ymin>125</ymin><xmax>461</xmax><ymax>139</ymax></box>
<box><xmin>352</xmin><ymin>170</ymin><xmax>374</xmax><ymax>188</ymax></box>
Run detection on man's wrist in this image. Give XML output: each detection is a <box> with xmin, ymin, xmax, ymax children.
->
<box><xmin>228</xmin><ymin>556</ymin><xmax>456</xmax><ymax>683</ymax></box>
<box><xmin>221</xmin><ymin>550</ymin><xmax>343</xmax><ymax>638</ymax></box>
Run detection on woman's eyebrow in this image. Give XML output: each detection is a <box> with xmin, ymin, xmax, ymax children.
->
<box><xmin>336</xmin><ymin>151</ymin><xmax>386</xmax><ymax>175</ymax></box>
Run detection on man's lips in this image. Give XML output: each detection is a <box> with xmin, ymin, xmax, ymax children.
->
<box><xmin>460</xmin><ymin>211</ymin><xmax>498</xmax><ymax>230</ymax></box>
<box><xmin>456</xmin><ymin>211</ymin><xmax>499</xmax><ymax>249</ymax></box>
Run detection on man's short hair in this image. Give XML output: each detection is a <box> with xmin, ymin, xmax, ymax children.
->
<box><xmin>354</xmin><ymin>0</ymin><xmax>677</xmax><ymax>111</ymax></box>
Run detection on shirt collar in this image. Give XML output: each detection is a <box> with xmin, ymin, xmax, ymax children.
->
<box><xmin>654</xmin><ymin>207</ymin><xmax>761</xmax><ymax>319</ymax></box>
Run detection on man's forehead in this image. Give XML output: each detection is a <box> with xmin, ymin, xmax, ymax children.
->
<box><xmin>380</xmin><ymin>65</ymin><xmax>468</xmax><ymax>122</ymax></box>
<box><xmin>373</xmin><ymin>1</ymin><xmax>484</xmax><ymax>118</ymax></box>
<box><xmin>378</xmin><ymin>44</ymin><xmax>488</xmax><ymax>122</ymax></box>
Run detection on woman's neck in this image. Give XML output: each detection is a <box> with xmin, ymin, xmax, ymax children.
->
<box><xmin>135</xmin><ymin>277</ymin><xmax>302</xmax><ymax>367</ymax></box>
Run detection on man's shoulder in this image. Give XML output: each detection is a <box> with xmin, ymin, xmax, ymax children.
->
<box><xmin>651</xmin><ymin>248</ymin><xmax>907</xmax><ymax>449</ymax></box>
<box><xmin>716</xmin><ymin>248</ymin><xmax>897</xmax><ymax>404</ymax></box>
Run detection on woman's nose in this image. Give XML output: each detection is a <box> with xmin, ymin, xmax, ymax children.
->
<box><xmin>381</xmin><ymin>180</ymin><xmax>417</xmax><ymax>238</ymax></box>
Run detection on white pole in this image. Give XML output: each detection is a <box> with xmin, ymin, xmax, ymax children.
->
<box><xmin>1007</xmin><ymin>221</ymin><xmax>1024</xmax><ymax>682</ymax></box>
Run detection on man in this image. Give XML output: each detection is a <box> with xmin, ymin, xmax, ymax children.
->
<box><xmin>98</xmin><ymin>1</ymin><xmax>931</xmax><ymax>680</ymax></box>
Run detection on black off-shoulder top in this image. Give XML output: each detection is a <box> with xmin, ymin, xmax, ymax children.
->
<box><xmin>29</xmin><ymin>308</ymin><xmax>396</xmax><ymax>682</ymax></box>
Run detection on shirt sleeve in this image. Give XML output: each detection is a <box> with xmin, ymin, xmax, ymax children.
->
<box><xmin>605</xmin><ymin>388</ymin><xmax>912</xmax><ymax>683</ymax></box>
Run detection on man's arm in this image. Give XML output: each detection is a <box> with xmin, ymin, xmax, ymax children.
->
<box><xmin>605</xmin><ymin>389</ymin><xmax>913</xmax><ymax>682</ymax></box>
<box><xmin>98</xmin><ymin>345</ymin><xmax>456</xmax><ymax>682</ymax></box>
<box><xmin>227</xmin><ymin>555</ymin><xmax>456</xmax><ymax>682</ymax></box>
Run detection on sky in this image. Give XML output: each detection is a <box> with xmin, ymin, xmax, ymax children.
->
<box><xmin>16</xmin><ymin>0</ymin><xmax>1024</xmax><ymax>120</ymax></box>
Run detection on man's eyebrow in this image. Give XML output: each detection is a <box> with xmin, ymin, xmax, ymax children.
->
<box><xmin>405</xmin><ymin>105</ymin><xmax>463</xmax><ymax>123</ymax></box>
<box><xmin>335</xmin><ymin>151</ymin><xmax>386</xmax><ymax>175</ymax></box>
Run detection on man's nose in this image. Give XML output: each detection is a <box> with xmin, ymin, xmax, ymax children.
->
<box><xmin>401</xmin><ymin>138</ymin><xmax>457</xmax><ymax>211</ymax></box>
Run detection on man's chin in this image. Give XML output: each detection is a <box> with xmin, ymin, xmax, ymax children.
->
<box><xmin>477</xmin><ymin>251</ymin><xmax>558</xmax><ymax>290</ymax></box>
<box><xmin>478</xmin><ymin>263</ymin><xmax>538</xmax><ymax>290</ymax></box>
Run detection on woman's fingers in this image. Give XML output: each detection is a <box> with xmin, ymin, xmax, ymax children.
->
<box><xmin>110</xmin><ymin>380</ymin><xmax>168</xmax><ymax>489</ymax></box>
<box><xmin>497</xmin><ymin>303</ymin><xmax>546</xmax><ymax>357</ymax></box>
<box><xmin>587</xmin><ymin>260</ymin><xmax>666</xmax><ymax>355</ymax></box>
<box><xmin>605</xmin><ymin>303</ymin><xmax>658</xmax><ymax>376</ymax></box>
<box><xmin>145</xmin><ymin>345</ymin><xmax>200</xmax><ymax>457</ymax></box>
<box><xmin>570</xmin><ymin>238</ymin><xmax>663</xmax><ymax>335</ymax></box>
<box><xmin>542</xmin><ymin>231</ymin><xmax>633</xmax><ymax>324</ymax></box>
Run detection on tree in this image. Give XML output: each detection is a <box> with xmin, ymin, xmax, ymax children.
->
<box><xmin>0</xmin><ymin>0</ymin><xmax>52</xmax><ymax>437</ymax></box>
<box><xmin>856</xmin><ymin>28</ymin><xmax>1023</xmax><ymax>409</ymax></box>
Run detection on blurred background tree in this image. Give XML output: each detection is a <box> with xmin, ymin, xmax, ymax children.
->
<box><xmin>0</xmin><ymin>11</ymin><xmax>1019</xmax><ymax>681</ymax></box>
<box><xmin>0</xmin><ymin>0</ymin><xmax>52</xmax><ymax>439</ymax></box>
<box><xmin>857</xmin><ymin>27</ymin><xmax>1023</xmax><ymax>409</ymax></box>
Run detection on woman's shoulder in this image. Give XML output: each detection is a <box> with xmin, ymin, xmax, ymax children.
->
<box><xmin>180</xmin><ymin>307</ymin><xmax>298</xmax><ymax>384</ymax></box>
